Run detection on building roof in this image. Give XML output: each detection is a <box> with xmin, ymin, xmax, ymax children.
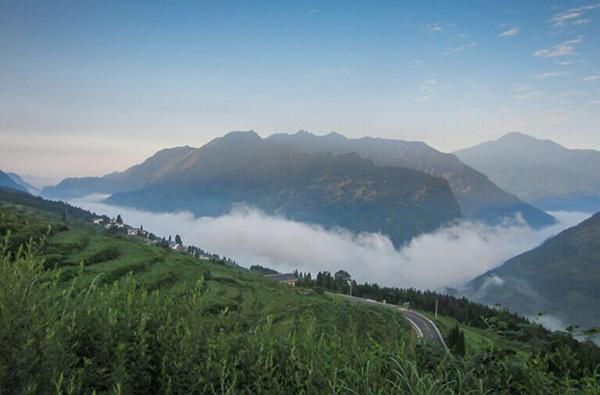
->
<box><xmin>265</xmin><ymin>273</ymin><xmax>298</xmax><ymax>282</ymax></box>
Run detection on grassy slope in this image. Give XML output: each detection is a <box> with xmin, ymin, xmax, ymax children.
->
<box><xmin>0</xmin><ymin>198</ymin><xmax>412</xmax><ymax>349</ymax></box>
<box><xmin>472</xmin><ymin>212</ymin><xmax>600</xmax><ymax>328</ymax></box>
<box><xmin>2</xmin><ymin>192</ymin><xmax>599</xmax><ymax>393</ymax></box>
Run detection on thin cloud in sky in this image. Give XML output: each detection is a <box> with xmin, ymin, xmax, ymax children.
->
<box><xmin>534</xmin><ymin>36</ymin><xmax>583</xmax><ymax>58</ymax></box>
<box><xmin>444</xmin><ymin>42</ymin><xmax>477</xmax><ymax>55</ymax></box>
<box><xmin>533</xmin><ymin>71</ymin><xmax>568</xmax><ymax>80</ymax></box>
<box><xmin>512</xmin><ymin>85</ymin><xmax>544</xmax><ymax>100</ymax></box>
<box><xmin>414</xmin><ymin>79</ymin><xmax>439</xmax><ymax>101</ymax></box>
<box><xmin>424</xmin><ymin>22</ymin><xmax>444</xmax><ymax>32</ymax></box>
<box><xmin>573</xmin><ymin>17</ymin><xmax>591</xmax><ymax>25</ymax></box>
<box><xmin>583</xmin><ymin>75</ymin><xmax>600</xmax><ymax>81</ymax></box>
<box><xmin>498</xmin><ymin>27</ymin><xmax>519</xmax><ymax>37</ymax></box>
<box><xmin>550</xmin><ymin>3</ymin><xmax>600</xmax><ymax>28</ymax></box>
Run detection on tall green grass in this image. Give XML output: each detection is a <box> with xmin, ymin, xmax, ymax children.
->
<box><xmin>1</xmin><ymin>239</ymin><xmax>598</xmax><ymax>394</ymax></box>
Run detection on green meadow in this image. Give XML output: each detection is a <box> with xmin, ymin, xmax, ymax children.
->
<box><xmin>1</xmin><ymin>189</ymin><xmax>598</xmax><ymax>394</ymax></box>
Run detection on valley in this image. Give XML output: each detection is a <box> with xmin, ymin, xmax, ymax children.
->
<box><xmin>3</xmin><ymin>1</ymin><xmax>600</xmax><ymax>392</ymax></box>
<box><xmin>1</xmin><ymin>187</ymin><xmax>599</xmax><ymax>393</ymax></box>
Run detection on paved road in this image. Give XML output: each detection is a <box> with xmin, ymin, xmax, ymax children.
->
<box><xmin>401</xmin><ymin>309</ymin><xmax>447</xmax><ymax>349</ymax></box>
<box><xmin>337</xmin><ymin>294</ymin><xmax>448</xmax><ymax>350</ymax></box>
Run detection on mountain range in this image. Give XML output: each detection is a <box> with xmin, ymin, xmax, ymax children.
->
<box><xmin>46</xmin><ymin>132</ymin><xmax>464</xmax><ymax>245</ymax></box>
<box><xmin>266</xmin><ymin>131</ymin><xmax>554</xmax><ymax>227</ymax></box>
<box><xmin>456</xmin><ymin>132</ymin><xmax>600</xmax><ymax>212</ymax></box>
<box><xmin>467</xmin><ymin>212</ymin><xmax>600</xmax><ymax>329</ymax></box>
<box><xmin>42</xmin><ymin>131</ymin><xmax>554</xmax><ymax>233</ymax></box>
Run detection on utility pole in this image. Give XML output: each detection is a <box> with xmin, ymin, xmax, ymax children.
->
<box><xmin>435</xmin><ymin>298</ymin><xmax>438</xmax><ymax>320</ymax></box>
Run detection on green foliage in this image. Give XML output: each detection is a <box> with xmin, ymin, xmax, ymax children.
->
<box><xmin>447</xmin><ymin>325</ymin><xmax>466</xmax><ymax>357</ymax></box>
<box><xmin>0</xmin><ymin>194</ymin><xmax>599</xmax><ymax>393</ymax></box>
<box><xmin>2</xmin><ymin>244</ymin><xmax>599</xmax><ymax>393</ymax></box>
<box><xmin>249</xmin><ymin>264</ymin><xmax>278</xmax><ymax>275</ymax></box>
<box><xmin>298</xmin><ymin>270</ymin><xmax>600</xmax><ymax>377</ymax></box>
<box><xmin>0</xmin><ymin>187</ymin><xmax>95</xmax><ymax>222</ymax></box>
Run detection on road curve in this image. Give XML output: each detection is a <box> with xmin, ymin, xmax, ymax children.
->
<box><xmin>336</xmin><ymin>294</ymin><xmax>448</xmax><ymax>350</ymax></box>
<box><xmin>400</xmin><ymin>309</ymin><xmax>448</xmax><ymax>350</ymax></box>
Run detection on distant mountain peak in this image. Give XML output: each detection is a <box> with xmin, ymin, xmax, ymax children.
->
<box><xmin>500</xmin><ymin>131</ymin><xmax>533</xmax><ymax>140</ymax></box>
<box><xmin>455</xmin><ymin>132</ymin><xmax>600</xmax><ymax>208</ymax></box>
<box><xmin>222</xmin><ymin>130</ymin><xmax>261</xmax><ymax>139</ymax></box>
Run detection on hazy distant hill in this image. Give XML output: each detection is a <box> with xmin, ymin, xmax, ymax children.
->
<box><xmin>467</xmin><ymin>212</ymin><xmax>600</xmax><ymax>329</ymax></box>
<box><xmin>106</xmin><ymin>131</ymin><xmax>461</xmax><ymax>246</ymax></box>
<box><xmin>455</xmin><ymin>132</ymin><xmax>600</xmax><ymax>212</ymax></box>
<box><xmin>42</xmin><ymin>146</ymin><xmax>197</xmax><ymax>199</ymax></box>
<box><xmin>267</xmin><ymin>131</ymin><xmax>554</xmax><ymax>227</ymax></box>
<box><xmin>7</xmin><ymin>172</ymin><xmax>39</xmax><ymax>194</ymax></box>
<box><xmin>0</xmin><ymin>170</ymin><xmax>28</xmax><ymax>193</ymax></box>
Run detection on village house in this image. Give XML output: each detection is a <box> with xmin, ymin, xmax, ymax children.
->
<box><xmin>127</xmin><ymin>228</ymin><xmax>139</xmax><ymax>236</ymax></box>
<box><xmin>172</xmin><ymin>244</ymin><xmax>186</xmax><ymax>252</ymax></box>
<box><xmin>264</xmin><ymin>273</ymin><xmax>298</xmax><ymax>287</ymax></box>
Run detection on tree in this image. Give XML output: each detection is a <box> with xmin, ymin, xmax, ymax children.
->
<box><xmin>116</xmin><ymin>214</ymin><xmax>123</xmax><ymax>225</ymax></box>
<box><xmin>62</xmin><ymin>202</ymin><xmax>68</xmax><ymax>222</ymax></box>
<box><xmin>334</xmin><ymin>270</ymin><xmax>352</xmax><ymax>294</ymax></box>
<box><xmin>175</xmin><ymin>234</ymin><xmax>183</xmax><ymax>245</ymax></box>
<box><xmin>334</xmin><ymin>270</ymin><xmax>351</xmax><ymax>283</ymax></box>
<box><xmin>447</xmin><ymin>325</ymin><xmax>466</xmax><ymax>357</ymax></box>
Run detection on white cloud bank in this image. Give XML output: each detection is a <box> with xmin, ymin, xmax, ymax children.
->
<box><xmin>71</xmin><ymin>196</ymin><xmax>588</xmax><ymax>291</ymax></box>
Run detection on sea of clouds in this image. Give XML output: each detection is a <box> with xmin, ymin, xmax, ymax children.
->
<box><xmin>70</xmin><ymin>195</ymin><xmax>589</xmax><ymax>291</ymax></box>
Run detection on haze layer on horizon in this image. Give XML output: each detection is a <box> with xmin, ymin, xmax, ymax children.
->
<box><xmin>1</xmin><ymin>1</ymin><xmax>600</xmax><ymax>183</ymax></box>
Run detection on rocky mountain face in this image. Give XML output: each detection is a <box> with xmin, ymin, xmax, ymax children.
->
<box><xmin>105</xmin><ymin>132</ymin><xmax>461</xmax><ymax>246</ymax></box>
<box><xmin>466</xmin><ymin>212</ymin><xmax>600</xmax><ymax>329</ymax></box>
<box><xmin>267</xmin><ymin>131</ymin><xmax>554</xmax><ymax>227</ymax></box>
<box><xmin>455</xmin><ymin>132</ymin><xmax>600</xmax><ymax>212</ymax></box>
<box><xmin>41</xmin><ymin>130</ymin><xmax>560</xmax><ymax>243</ymax></box>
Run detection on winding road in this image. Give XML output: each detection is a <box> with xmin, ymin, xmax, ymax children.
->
<box><xmin>401</xmin><ymin>309</ymin><xmax>447</xmax><ymax>349</ymax></box>
<box><xmin>338</xmin><ymin>294</ymin><xmax>448</xmax><ymax>350</ymax></box>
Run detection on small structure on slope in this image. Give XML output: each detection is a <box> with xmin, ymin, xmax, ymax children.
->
<box><xmin>265</xmin><ymin>273</ymin><xmax>298</xmax><ymax>287</ymax></box>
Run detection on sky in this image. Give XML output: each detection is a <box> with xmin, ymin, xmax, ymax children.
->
<box><xmin>1</xmin><ymin>0</ymin><xmax>600</xmax><ymax>185</ymax></box>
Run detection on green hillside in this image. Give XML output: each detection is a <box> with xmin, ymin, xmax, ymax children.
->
<box><xmin>468</xmin><ymin>212</ymin><xmax>600</xmax><ymax>329</ymax></box>
<box><xmin>1</xmin><ymin>189</ymin><xmax>599</xmax><ymax>393</ymax></box>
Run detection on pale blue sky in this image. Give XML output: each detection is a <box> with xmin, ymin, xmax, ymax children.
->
<box><xmin>1</xmin><ymin>1</ymin><xmax>599</xmax><ymax>184</ymax></box>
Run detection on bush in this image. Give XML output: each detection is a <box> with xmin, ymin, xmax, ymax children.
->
<box><xmin>0</xmin><ymin>242</ymin><xmax>599</xmax><ymax>394</ymax></box>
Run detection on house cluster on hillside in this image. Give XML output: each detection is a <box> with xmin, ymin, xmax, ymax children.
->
<box><xmin>90</xmin><ymin>214</ymin><xmax>298</xmax><ymax>286</ymax></box>
<box><xmin>90</xmin><ymin>215</ymin><xmax>239</xmax><ymax>267</ymax></box>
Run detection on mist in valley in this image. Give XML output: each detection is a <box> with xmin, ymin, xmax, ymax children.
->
<box><xmin>71</xmin><ymin>195</ymin><xmax>588</xmax><ymax>291</ymax></box>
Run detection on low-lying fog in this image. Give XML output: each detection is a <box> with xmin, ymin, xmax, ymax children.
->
<box><xmin>70</xmin><ymin>195</ymin><xmax>588</xmax><ymax>291</ymax></box>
